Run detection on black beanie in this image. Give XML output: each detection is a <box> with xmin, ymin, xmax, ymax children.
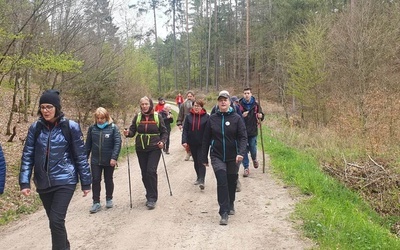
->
<box><xmin>39</xmin><ymin>90</ymin><xmax>61</xmax><ymax>110</ymax></box>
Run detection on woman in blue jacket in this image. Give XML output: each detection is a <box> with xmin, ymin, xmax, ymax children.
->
<box><xmin>86</xmin><ymin>107</ymin><xmax>121</xmax><ymax>213</ymax></box>
<box><xmin>19</xmin><ymin>90</ymin><xmax>91</xmax><ymax>250</ymax></box>
<box><xmin>0</xmin><ymin>143</ymin><xmax>6</xmax><ymax>194</ymax></box>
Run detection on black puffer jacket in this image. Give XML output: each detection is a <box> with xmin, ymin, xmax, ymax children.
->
<box><xmin>201</xmin><ymin>107</ymin><xmax>247</xmax><ymax>163</ymax></box>
<box><xmin>86</xmin><ymin>123</ymin><xmax>122</xmax><ymax>166</ymax></box>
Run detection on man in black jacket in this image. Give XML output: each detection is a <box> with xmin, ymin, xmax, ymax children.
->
<box><xmin>238</xmin><ymin>87</ymin><xmax>264</xmax><ymax>177</ymax></box>
<box><xmin>202</xmin><ymin>91</ymin><xmax>247</xmax><ymax>225</ymax></box>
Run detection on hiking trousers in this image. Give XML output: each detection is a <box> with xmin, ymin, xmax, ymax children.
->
<box><xmin>211</xmin><ymin>157</ymin><xmax>239</xmax><ymax>215</ymax></box>
<box><xmin>91</xmin><ymin>164</ymin><xmax>115</xmax><ymax>203</ymax></box>
<box><xmin>39</xmin><ymin>187</ymin><xmax>75</xmax><ymax>250</ymax></box>
<box><xmin>137</xmin><ymin>150</ymin><xmax>161</xmax><ymax>202</ymax></box>
<box><xmin>190</xmin><ymin>144</ymin><xmax>206</xmax><ymax>183</ymax></box>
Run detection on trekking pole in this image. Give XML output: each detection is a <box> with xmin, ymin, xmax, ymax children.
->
<box><xmin>125</xmin><ymin>136</ymin><xmax>133</xmax><ymax>208</ymax></box>
<box><xmin>258</xmin><ymin>73</ymin><xmax>266</xmax><ymax>173</ymax></box>
<box><xmin>160</xmin><ymin>150</ymin><xmax>173</xmax><ymax>196</ymax></box>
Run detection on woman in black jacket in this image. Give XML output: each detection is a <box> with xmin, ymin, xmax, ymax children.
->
<box><xmin>202</xmin><ymin>91</ymin><xmax>247</xmax><ymax>225</ymax></box>
<box><xmin>86</xmin><ymin>107</ymin><xmax>122</xmax><ymax>213</ymax></box>
<box><xmin>182</xmin><ymin>99</ymin><xmax>209</xmax><ymax>190</ymax></box>
<box><xmin>124</xmin><ymin>96</ymin><xmax>168</xmax><ymax>209</ymax></box>
<box><xmin>160</xmin><ymin>104</ymin><xmax>173</xmax><ymax>154</ymax></box>
<box><xmin>19</xmin><ymin>90</ymin><xmax>91</xmax><ymax>250</ymax></box>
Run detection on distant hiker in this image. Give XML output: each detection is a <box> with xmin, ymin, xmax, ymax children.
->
<box><xmin>160</xmin><ymin>104</ymin><xmax>173</xmax><ymax>154</ymax></box>
<box><xmin>238</xmin><ymin>87</ymin><xmax>264</xmax><ymax>177</ymax></box>
<box><xmin>202</xmin><ymin>90</ymin><xmax>247</xmax><ymax>225</ymax></box>
<box><xmin>19</xmin><ymin>90</ymin><xmax>91</xmax><ymax>249</ymax></box>
<box><xmin>177</xmin><ymin>90</ymin><xmax>195</xmax><ymax>161</ymax></box>
<box><xmin>154</xmin><ymin>97</ymin><xmax>166</xmax><ymax>112</ymax></box>
<box><xmin>123</xmin><ymin>96</ymin><xmax>168</xmax><ymax>210</ymax></box>
<box><xmin>182</xmin><ymin>99</ymin><xmax>209</xmax><ymax>190</ymax></box>
<box><xmin>86</xmin><ymin>107</ymin><xmax>122</xmax><ymax>213</ymax></box>
<box><xmin>0</xmin><ymin>143</ymin><xmax>6</xmax><ymax>194</ymax></box>
<box><xmin>175</xmin><ymin>92</ymin><xmax>184</xmax><ymax>109</ymax></box>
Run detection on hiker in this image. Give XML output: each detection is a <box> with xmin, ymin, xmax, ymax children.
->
<box><xmin>123</xmin><ymin>96</ymin><xmax>168</xmax><ymax>209</ymax></box>
<box><xmin>86</xmin><ymin>107</ymin><xmax>122</xmax><ymax>213</ymax></box>
<box><xmin>160</xmin><ymin>104</ymin><xmax>173</xmax><ymax>154</ymax></box>
<box><xmin>175</xmin><ymin>92</ymin><xmax>184</xmax><ymax>109</ymax></box>
<box><xmin>0</xmin><ymin>143</ymin><xmax>6</xmax><ymax>195</ymax></box>
<box><xmin>238</xmin><ymin>87</ymin><xmax>264</xmax><ymax>177</ymax></box>
<box><xmin>154</xmin><ymin>97</ymin><xmax>166</xmax><ymax>112</ymax></box>
<box><xmin>177</xmin><ymin>90</ymin><xmax>195</xmax><ymax>161</ymax></box>
<box><xmin>202</xmin><ymin>90</ymin><xmax>247</xmax><ymax>225</ymax></box>
<box><xmin>182</xmin><ymin>99</ymin><xmax>209</xmax><ymax>190</ymax></box>
<box><xmin>19</xmin><ymin>90</ymin><xmax>91</xmax><ymax>250</ymax></box>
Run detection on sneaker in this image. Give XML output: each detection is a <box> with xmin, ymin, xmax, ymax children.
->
<box><xmin>165</xmin><ymin>149</ymin><xmax>170</xmax><ymax>155</ymax></box>
<box><xmin>253</xmin><ymin>160</ymin><xmax>259</xmax><ymax>169</ymax></box>
<box><xmin>146</xmin><ymin>201</ymin><xmax>156</xmax><ymax>210</ymax></box>
<box><xmin>90</xmin><ymin>203</ymin><xmax>101</xmax><ymax>213</ymax></box>
<box><xmin>243</xmin><ymin>168</ymin><xmax>250</xmax><ymax>177</ymax></box>
<box><xmin>219</xmin><ymin>213</ymin><xmax>229</xmax><ymax>225</ymax></box>
<box><xmin>229</xmin><ymin>203</ymin><xmax>235</xmax><ymax>215</ymax></box>
<box><xmin>106</xmin><ymin>199</ymin><xmax>113</xmax><ymax>208</ymax></box>
<box><xmin>199</xmin><ymin>183</ymin><xmax>205</xmax><ymax>190</ymax></box>
<box><xmin>184</xmin><ymin>153</ymin><xmax>190</xmax><ymax>161</ymax></box>
<box><xmin>236</xmin><ymin>180</ymin><xmax>241</xmax><ymax>192</ymax></box>
<box><xmin>194</xmin><ymin>180</ymin><xmax>201</xmax><ymax>185</ymax></box>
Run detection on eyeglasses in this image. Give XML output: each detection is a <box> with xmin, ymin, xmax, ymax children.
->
<box><xmin>40</xmin><ymin>105</ymin><xmax>55</xmax><ymax>111</ymax></box>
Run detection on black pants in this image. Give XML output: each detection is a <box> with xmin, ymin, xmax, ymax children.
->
<box><xmin>211</xmin><ymin>157</ymin><xmax>239</xmax><ymax>215</ymax></box>
<box><xmin>91</xmin><ymin>164</ymin><xmax>115</xmax><ymax>203</ymax></box>
<box><xmin>137</xmin><ymin>150</ymin><xmax>161</xmax><ymax>202</ymax></box>
<box><xmin>190</xmin><ymin>144</ymin><xmax>206</xmax><ymax>182</ymax></box>
<box><xmin>39</xmin><ymin>187</ymin><xmax>75</xmax><ymax>250</ymax></box>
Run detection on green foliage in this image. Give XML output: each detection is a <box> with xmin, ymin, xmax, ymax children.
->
<box><xmin>26</xmin><ymin>49</ymin><xmax>83</xmax><ymax>73</ymax></box>
<box><xmin>264</xmin><ymin>125</ymin><xmax>400</xmax><ymax>249</ymax></box>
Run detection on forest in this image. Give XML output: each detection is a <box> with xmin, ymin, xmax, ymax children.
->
<box><xmin>0</xmin><ymin>0</ymin><xmax>400</xmax><ymax>238</ymax></box>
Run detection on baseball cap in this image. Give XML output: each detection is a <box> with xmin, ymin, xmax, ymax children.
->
<box><xmin>218</xmin><ymin>90</ymin><xmax>230</xmax><ymax>100</ymax></box>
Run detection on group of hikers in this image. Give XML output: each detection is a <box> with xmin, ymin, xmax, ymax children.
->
<box><xmin>0</xmin><ymin>87</ymin><xmax>264</xmax><ymax>249</ymax></box>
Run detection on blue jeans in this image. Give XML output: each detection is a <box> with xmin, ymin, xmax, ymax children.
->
<box><xmin>243</xmin><ymin>135</ymin><xmax>257</xmax><ymax>169</ymax></box>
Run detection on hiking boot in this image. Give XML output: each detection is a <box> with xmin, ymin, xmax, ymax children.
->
<box><xmin>106</xmin><ymin>199</ymin><xmax>113</xmax><ymax>208</ymax></box>
<box><xmin>165</xmin><ymin>149</ymin><xmax>170</xmax><ymax>155</ymax></box>
<box><xmin>236</xmin><ymin>180</ymin><xmax>241</xmax><ymax>192</ymax></box>
<box><xmin>229</xmin><ymin>203</ymin><xmax>235</xmax><ymax>215</ymax></box>
<box><xmin>146</xmin><ymin>201</ymin><xmax>156</xmax><ymax>210</ymax></box>
<box><xmin>199</xmin><ymin>183</ymin><xmax>205</xmax><ymax>190</ymax></box>
<box><xmin>219</xmin><ymin>213</ymin><xmax>229</xmax><ymax>225</ymax></box>
<box><xmin>243</xmin><ymin>168</ymin><xmax>250</xmax><ymax>177</ymax></box>
<box><xmin>90</xmin><ymin>203</ymin><xmax>101</xmax><ymax>213</ymax></box>
<box><xmin>253</xmin><ymin>160</ymin><xmax>259</xmax><ymax>169</ymax></box>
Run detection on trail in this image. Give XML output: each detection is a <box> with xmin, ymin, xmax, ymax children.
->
<box><xmin>0</xmin><ymin>104</ymin><xmax>314</xmax><ymax>250</ymax></box>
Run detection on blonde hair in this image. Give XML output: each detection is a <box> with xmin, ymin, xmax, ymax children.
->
<box><xmin>93</xmin><ymin>107</ymin><xmax>113</xmax><ymax>124</ymax></box>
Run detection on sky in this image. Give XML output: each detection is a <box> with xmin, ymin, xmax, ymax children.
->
<box><xmin>110</xmin><ymin>0</ymin><xmax>170</xmax><ymax>40</ymax></box>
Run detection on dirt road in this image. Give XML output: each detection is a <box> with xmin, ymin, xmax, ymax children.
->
<box><xmin>0</xmin><ymin>112</ymin><xmax>314</xmax><ymax>249</ymax></box>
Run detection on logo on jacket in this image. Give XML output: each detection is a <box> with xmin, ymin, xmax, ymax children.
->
<box><xmin>225</xmin><ymin>121</ymin><xmax>230</xmax><ymax>126</ymax></box>
<box><xmin>105</xmin><ymin>134</ymin><xmax>110</xmax><ymax>138</ymax></box>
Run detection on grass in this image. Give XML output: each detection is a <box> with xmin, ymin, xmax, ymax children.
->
<box><xmin>263</xmin><ymin>126</ymin><xmax>400</xmax><ymax>249</ymax></box>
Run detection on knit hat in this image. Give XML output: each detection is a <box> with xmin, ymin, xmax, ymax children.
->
<box><xmin>39</xmin><ymin>90</ymin><xmax>61</xmax><ymax>110</ymax></box>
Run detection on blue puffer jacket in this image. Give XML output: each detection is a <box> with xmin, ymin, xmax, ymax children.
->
<box><xmin>0</xmin><ymin>143</ymin><xmax>6</xmax><ymax>194</ymax></box>
<box><xmin>19</xmin><ymin>116</ymin><xmax>91</xmax><ymax>191</ymax></box>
